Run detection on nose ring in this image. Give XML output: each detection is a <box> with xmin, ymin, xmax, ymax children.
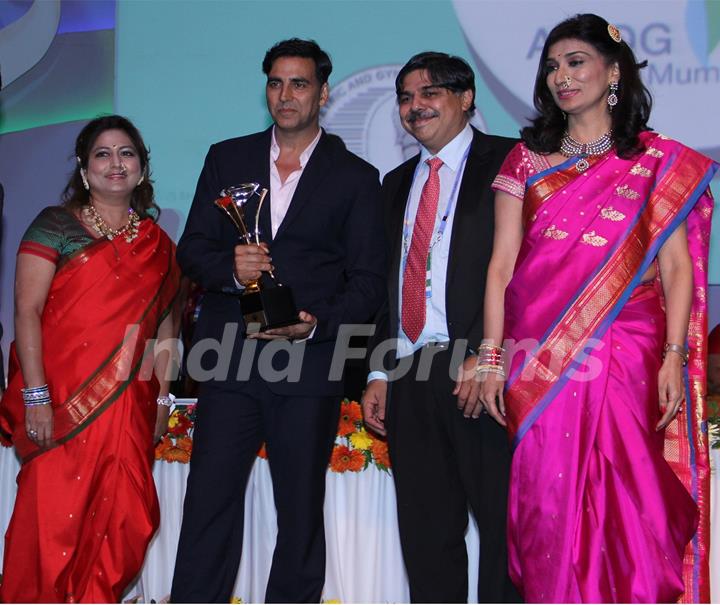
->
<box><xmin>561</xmin><ymin>75</ymin><xmax>572</xmax><ymax>89</ymax></box>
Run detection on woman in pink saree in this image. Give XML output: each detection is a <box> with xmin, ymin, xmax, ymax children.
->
<box><xmin>481</xmin><ymin>14</ymin><xmax>716</xmax><ymax>603</ymax></box>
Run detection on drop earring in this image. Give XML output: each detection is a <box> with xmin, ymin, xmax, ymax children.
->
<box><xmin>77</xmin><ymin>156</ymin><xmax>90</xmax><ymax>190</ymax></box>
<box><xmin>607</xmin><ymin>81</ymin><xmax>619</xmax><ymax>111</ymax></box>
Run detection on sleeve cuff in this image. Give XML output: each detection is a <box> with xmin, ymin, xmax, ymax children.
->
<box><xmin>367</xmin><ymin>371</ymin><xmax>388</xmax><ymax>383</ymax></box>
<box><xmin>293</xmin><ymin>324</ymin><xmax>317</xmax><ymax>344</ymax></box>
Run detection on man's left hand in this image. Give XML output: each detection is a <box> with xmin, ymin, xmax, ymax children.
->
<box><xmin>452</xmin><ymin>355</ymin><xmax>483</xmax><ymax>419</ymax></box>
<box><xmin>248</xmin><ymin>310</ymin><xmax>317</xmax><ymax>340</ymax></box>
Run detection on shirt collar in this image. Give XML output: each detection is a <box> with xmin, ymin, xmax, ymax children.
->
<box><xmin>419</xmin><ymin>122</ymin><xmax>473</xmax><ymax>172</ymax></box>
<box><xmin>270</xmin><ymin>126</ymin><xmax>323</xmax><ymax>166</ymax></box>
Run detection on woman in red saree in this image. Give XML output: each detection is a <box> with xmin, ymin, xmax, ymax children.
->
<box><xmin>481</xmin><ymin>14</ymin><xmax>716</xmax><ymax>604</ymax></box>
<box><xmin>0</xmin><ymin>116</ymin><xmax>180</xmax><ymax>603</ymax></box>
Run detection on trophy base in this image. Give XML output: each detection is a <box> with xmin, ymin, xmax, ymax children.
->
<box><xmin>241</xmin><ymin>285</ymin><xmax>301</xmax><ymax>333</ymax></box>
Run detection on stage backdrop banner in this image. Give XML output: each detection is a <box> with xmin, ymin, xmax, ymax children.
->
<box><xmin>1</xmin><ymin>0</ymin><xmax>720</xmax><ymax>376</ymax></box>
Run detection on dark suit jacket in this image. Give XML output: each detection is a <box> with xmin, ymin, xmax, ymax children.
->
<box><xmin>370</xmin><ymin>127</ymin><xmax>516</xmax><ymax>372</ymax></box>
<box><xmin>177</xmin><ymin>127</ymin><xmax>386</xmax><ymax>397</ymax></box>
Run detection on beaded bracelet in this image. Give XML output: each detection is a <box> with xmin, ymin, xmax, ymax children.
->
<box><xmin>157</xmin><ymin>394</ymin><xmax>175</xmax><ymax>407</ymax></box>
<box><xmin>475</xmin><ymin>365</ymin><xmax>506</xmax><ymax>378</ymax></box>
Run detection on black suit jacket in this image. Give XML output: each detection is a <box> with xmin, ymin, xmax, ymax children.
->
<box><xmin>371</xmin><ymin>127</ymin><xmax>516</xmax><ymax>371</ymax></box>
<box><xmin>177</xmin><ymin>127</ymin><xmax>386</xmax><ymax>396</ymax></box>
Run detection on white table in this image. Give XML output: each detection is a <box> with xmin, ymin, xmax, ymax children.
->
<box><xmin>0</xmin><ymin>439</ymin><xmax>716</xmax><ymax>602</ymax></box>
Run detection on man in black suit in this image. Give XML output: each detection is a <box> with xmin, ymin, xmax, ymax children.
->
<box><xmin>171</xmin><ymin>39</ymin><xmax>385</xmax><ymax>603</ymax></box>
<box><xmin>362</xmin><ymin>52</ymin><xmax>519</xmax><ymax>603</ymax></box>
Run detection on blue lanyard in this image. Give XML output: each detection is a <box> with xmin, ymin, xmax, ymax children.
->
<box><xmin>401</xmin><ymin>143</ymin><xmax>471</xmax><ymax>271</ymax></box>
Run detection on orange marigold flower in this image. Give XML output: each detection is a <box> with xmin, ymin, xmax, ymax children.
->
<box><xmin>163</xmin><ymin>446</ymin><xmax>191</xmax><ymax>464</ymax></box>
<box><xmin>175</xmin><ymin>436</ymin><xmax>193</xmax><ymax>453</ymax></box>
<box><xmin>330</xmin><ymin>444</ymin><xmax>365</xmax><ymax>473</ymax></box>
<box><xmin>337</xmin><ymin>400</ymin><xmax>363</xmax><ymax>436</ymax></box>
<box><xmin>371</xmin><ymin>439</ymin><xmax>391</xmax><ymax>469</ymax></box>
<box><xmin>154</xmin><ymin>435</ymin><xmax>172</xmax><ymax>460</ymax></box>
<box><xmin>257</xmin><ymin>443</ymin><xmax>268</xmax><ymax>459</ymax></box>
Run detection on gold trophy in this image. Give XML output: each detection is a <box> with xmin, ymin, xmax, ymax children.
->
<box><xmin>215</xmin><ymin>183</ymin><xmax>300</xmax><ymax>333</ymax></box>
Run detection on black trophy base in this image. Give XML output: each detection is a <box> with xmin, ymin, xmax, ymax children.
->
<box><xmin>241</xmin><ymin>285</ymin><xmax>301</xmax><ymax>333</ymax></box>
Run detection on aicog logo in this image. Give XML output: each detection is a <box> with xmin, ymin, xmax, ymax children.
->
<box><xmin>321</xmin><ymin>65</ymin><xmax>487</xmax><ymax>178</ymax></box>
<box><xmin>453</xmin><ymin>0</ymin><xmax>720</xmax><ymax>157</ymax></box>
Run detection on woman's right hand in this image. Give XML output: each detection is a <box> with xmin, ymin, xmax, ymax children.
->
<box><xmin>25</xmin><ymin>404</ymin><xmax>54</xmax><ymax>449</ymax></box>
<box><xmin>479</xmin><ymin>372</ymin><xmax>507</xmax><ymax>427</ymax></box>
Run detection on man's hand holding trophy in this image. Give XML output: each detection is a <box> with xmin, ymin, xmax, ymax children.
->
<box><xmin>215</xmin><ymin>183</ymin><xmax>316</xmax><ymax>339</ymax></box>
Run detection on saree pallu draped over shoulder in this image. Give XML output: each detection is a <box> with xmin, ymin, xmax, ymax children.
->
<box><xmin>502</xmin><ymin>133</ymin><xmax>716</xmax><ymax>603</ymax></box>
<box><xmin>0</xmin><ymin>219</ymin><xmax>180</xmax><ymax>603</ymax></box>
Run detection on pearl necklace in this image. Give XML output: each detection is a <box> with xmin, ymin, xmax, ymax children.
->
<box><xmin>559</xmin><ymin>131</ymin><xmax>613</xmax><ymax>173</ymax></box>
<box><xmin>84</xmin><ymin>203</ymin><xmax>140</xmax><ymax>242</ymax></box>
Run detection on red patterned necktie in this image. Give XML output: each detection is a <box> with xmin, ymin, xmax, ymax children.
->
<box><xmin>401</xmin><ymin>157</ymin><xmax>443</xmax><ymax>343</ymax></box>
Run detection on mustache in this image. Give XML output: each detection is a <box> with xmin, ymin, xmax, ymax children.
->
<box><xmin>405</xmin><ymin>108</ymin><xmax>439</xmax><ymax>123</ymax></box>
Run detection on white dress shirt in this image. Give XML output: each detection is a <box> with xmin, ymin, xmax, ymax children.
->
<box><xmin>234</xmin><ymin>126</ymin><xmax>322</xmax><ymax>288</ymax></box>
<box><xmin>369</xmin><ymin>123</ymin><xmax>473</xmax><ymax>381</ymax></box>
<box><xmin>269</xmin><ymin>126</ymin><xmax>322</xmax><ymax>237</ymax></box>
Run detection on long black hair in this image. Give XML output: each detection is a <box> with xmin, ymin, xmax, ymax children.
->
<box><xmin>522</xmin><ymin>13</ymin><xmax>652</xmax><ymax>159</ymax></box>
<box><xmin>62</xmin><ymin>115</ymin><xmax>159</xmax><ymax>220</ymax></box>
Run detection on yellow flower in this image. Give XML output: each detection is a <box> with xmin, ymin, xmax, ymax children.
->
<box><xmin>349</xmin><ymin>428</ymin><xmax>373</xmax><ymax>451</ymax></box>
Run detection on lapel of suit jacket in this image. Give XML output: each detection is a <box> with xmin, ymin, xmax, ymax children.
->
<box><xmin>250</xmin><ymin>127</ymin><xmax>273</xmax><ymax>244</ymax></box>
<box><xmin>446</xmin><ymin>128</ymin><xmax>492</xmax><ymax>292</ymax></box>
<box><xmin>389</xmin><ymin>155</ymin><xmax>419</xmax><ymax>327</ymax></box>
<box><xmin>272</xmin><ymin>129</ymin><xmax>331</xmax><ymax>241</ymax></box>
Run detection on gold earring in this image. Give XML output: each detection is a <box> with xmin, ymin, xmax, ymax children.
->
<box><xmin>137</xmin><ymin>172</ymin><xmax>145</xmax><ymax>187</ymax></box>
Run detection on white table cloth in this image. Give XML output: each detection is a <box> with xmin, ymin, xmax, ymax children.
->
<box><xmin>0</xmin><ymin>441</ymin><xmax>716</xmax><ymax>602</ymax></box>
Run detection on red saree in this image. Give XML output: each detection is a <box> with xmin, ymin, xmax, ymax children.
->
<box><xmin>0</xmin><ymin>218</ymin><xmax>179</xmax><ymax>603</ymax></box>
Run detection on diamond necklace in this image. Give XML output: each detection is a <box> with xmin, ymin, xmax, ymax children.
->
<box><xmin>559</xmin><ymin>130</ymin><xmax>613</xmax><ymax>173</ymax></box>
<box><xmin>84</xmin><ymin>202</ymin><xmax>140</xmax><ymax>242</ymax></box>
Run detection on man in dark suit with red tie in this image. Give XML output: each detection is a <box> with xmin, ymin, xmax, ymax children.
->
<box><xmin>362</xmin><ymin>52</ymin><xmax>520</xmax><ymax>603</ymax></box>
<box><xmin>171</xmin><ymin>39</ymin><xmax>385</xmax><ymax>603</ymax></box>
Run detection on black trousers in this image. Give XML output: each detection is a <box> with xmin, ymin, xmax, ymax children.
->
<box><xmin>386</xmin><ymin>344</ymin><xmax>520</xmax><ymax>603</ymax></box>
<box><xmin>170</xmin><ymin>377</ymin><xmax>339</xmax><ymax>603</ymax></box>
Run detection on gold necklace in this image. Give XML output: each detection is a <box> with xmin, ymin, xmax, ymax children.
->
<box><xmin>84</xmin><ymin>203</ymin><xmax>140</xmax><ymax>242</ymax></box>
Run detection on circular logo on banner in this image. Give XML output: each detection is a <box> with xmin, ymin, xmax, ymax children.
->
<box><xmin>321</xmin><ymin>65</ymin><xmax>487</xmax><ymax>177</ymax></box>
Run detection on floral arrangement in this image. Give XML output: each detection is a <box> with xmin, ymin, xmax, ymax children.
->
<box><xmin>155</xmin><ymin>405</ymin><xmax>196</xmax><ymax>463</ymax></box>
<box><xmin>330</xmin><ymin>399</ymin><xmax>390</xmax><ymax>473</ymax></box>
<box><xmin>154</xmin><ymin>398</ymin><xmax>391</xmax><ymax>473</ymax></box>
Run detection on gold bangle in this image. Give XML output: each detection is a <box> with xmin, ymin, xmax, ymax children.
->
<box><xmin>478</xmin><ymin>343</ymin><xmax>505</xmax><ymax>353</ymax></box>
<box><xmin>663</xmin><ymin>343</ymin><xmax>688</xmax><ymax>366</ymax></box>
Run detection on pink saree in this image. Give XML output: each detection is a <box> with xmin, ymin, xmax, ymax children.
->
<box><xmin>492</xmin><ymin>132</ymin><xmax>716</xmax><ymax>603</ymax></box>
